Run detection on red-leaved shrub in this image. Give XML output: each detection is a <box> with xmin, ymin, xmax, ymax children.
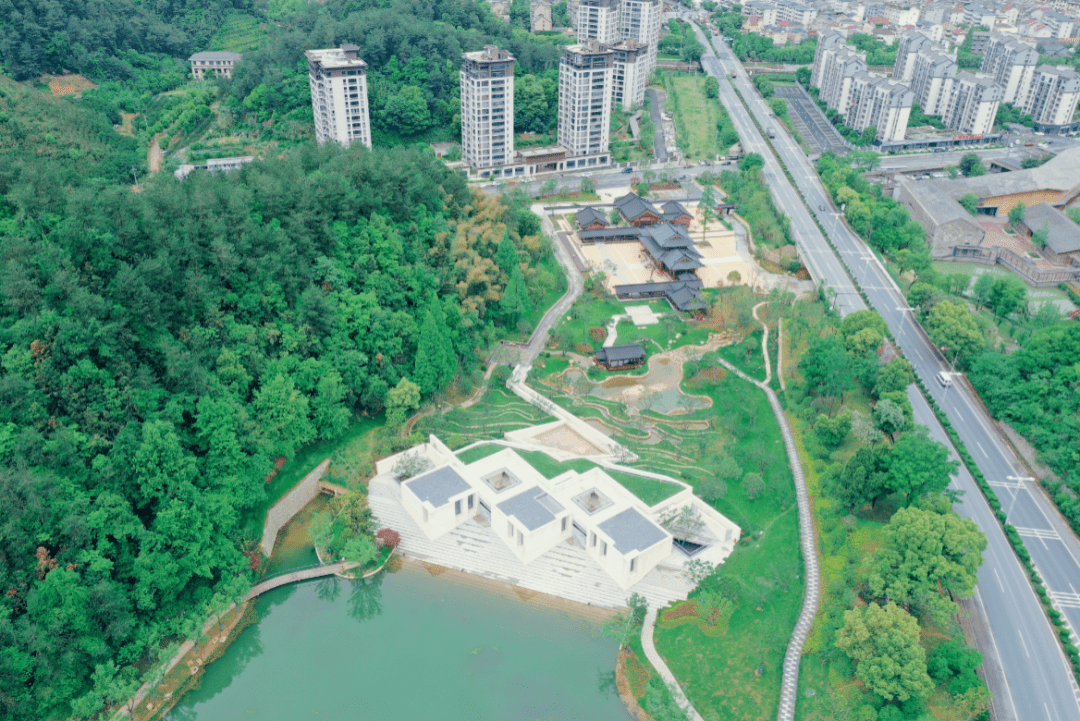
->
<box><xmin>376</xmin><ymin>528</ymin><xmax>401</xmax><ymax>549</ymax></box>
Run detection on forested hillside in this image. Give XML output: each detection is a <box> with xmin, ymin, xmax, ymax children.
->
<box><xmin>0</xmin><ymin>0</ymin><xmax>253</xmax><ymax>80</ymax></box>
<box><xmin>0</xmin><ymin>80</ymin><xmax>552</xmax><ymax>717</ymax></box>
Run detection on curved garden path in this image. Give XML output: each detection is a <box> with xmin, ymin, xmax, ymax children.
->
<box><xmin>710</xmin><ymin>356</ymin><xmax>819</xmax><ymax>721</ymax></box>
<box><xmin>751</xmin><ymin>301</ymin><xmax>772</xmax><ymax>385</ymax></box>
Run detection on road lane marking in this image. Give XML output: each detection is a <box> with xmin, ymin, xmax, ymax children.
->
<box><xmin>1014</xmin><ymin>526</ymin><xmax>1062</xmax><ymax>541</ymax></box>
<box><xmin>977</xmin><ymin>441</ymin><xmax>989</xmax><ymax>458</ymax></box>
<box><xmin>1018</xmin><ymin>628</ymin><xmax>1031</xmax><ymax>658</ymax></box>
<box><xmin>1049</xmin><ymin>590</ymin><xmax>1080</xmax><ymax>609</ymax></box>
<box><xmin>994</xmin><ymin>567</ymin><xmax>1006</xmax><ymax>593</ymax></box>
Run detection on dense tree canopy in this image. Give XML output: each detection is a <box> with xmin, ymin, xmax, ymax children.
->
<box><xmin>836</xmin><ymin>602</ymin><xmax>934</xmax><ymax>703</ymax></box>
<box><xmin>0</xmin><ymin>100</ymin><xmax>552</xmax><ymax>716</ymax></box>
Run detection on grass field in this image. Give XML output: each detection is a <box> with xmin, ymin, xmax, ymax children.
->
<box><xmin>665</xmin><ymin>73</ymin><xmax>721</xmax><ymax>160</ymax></box>
<box><xmin>211</xmin><ymin>13</ymin><xmax>268</xmax><ymax>52</ymax></box>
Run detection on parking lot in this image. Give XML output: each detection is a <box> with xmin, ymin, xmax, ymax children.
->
<box><xmin>773</xmin><ymin>85</ymin><xmax>850</xmax><ymax>155</ymax></box>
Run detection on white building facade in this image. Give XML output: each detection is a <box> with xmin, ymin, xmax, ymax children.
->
<box><xmin>910</xmin><ymin>49</ymin><xmax>958</xmax><ymax>115</ymax></box>
<box><xmin>577</xmin><ymin>0</ymin><xmax>620</xmax><ymax>44</ymax></box>
<box><xmin>1022</xmin><ymin>65</ymin><xmax>1080</xmax><ymax>125</ymax></box>
<box><xmin>558</xmin><ymin>41</ymin><xmax>614</xmax><ymax>158</ymax></box>
<box><xmin>980</xmin><ymin>33</ymin><xmax>1038</xmax><ymax>105</ymax></box>
<box><xmin>893</xmin><ymin>30</ymin><xmax>934</xmax><ymax>82</ymax></box>
<box><xmin>611</xmin><ymin>40</ymin><xmax>649</xmax><ymax>110</ymax></box>
<box><xmin>618</xmin><ymin>0</ymin><xmax>662</xmax><ymax>75</ymax></box>
<box><xmin>460</xmin><ymin>46</ymin><xmax>516</xmax><ymax>172</ymax></box>
<box><xmin>941</xmin><ymin>71</ymin><xmax>1002</xmax><ymax>135</ymax></box>
<box><xmin>305</xmin><ymin>44</ymin><xmax>372</xmax><ymax>148</ymax></box>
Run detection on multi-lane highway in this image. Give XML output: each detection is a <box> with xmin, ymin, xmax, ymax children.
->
<box><xmin>687</xmin><ymin>18</ymin><xmax>1080</xmax><ymax>721</ymax></box>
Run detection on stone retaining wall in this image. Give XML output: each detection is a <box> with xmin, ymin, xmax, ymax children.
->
<box><xmin>260</xmin><ymin>459</ymin><xmax>330</xmax><ymax>557</ymax></box>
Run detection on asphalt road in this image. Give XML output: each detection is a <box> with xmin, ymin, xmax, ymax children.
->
<box><xmin>693</xmin><ymin>19</ymin><xmax>1080</xmax><ymax>721</ymax></box>
<box><xmin>646</xmin><ymin>87</ymin><xmax>670</xmax><ymax>161</ymax></box>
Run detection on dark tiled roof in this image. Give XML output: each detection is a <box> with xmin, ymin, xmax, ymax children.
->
<box><xmin>614</xmin><ymin>192</ymin><xmax>660</xmax><ymax>221</ymax></box>
<box><xmin>1021</xmin><ymin>203</ymin><xmax>1080</xmax><ymax>254</ymax></box>
<box><xmin>596</xmin><ymin>343</ymin><xmax>647</xmax><ymax>364</ymax></box>
<box><xmin>576</xmin><ymin>206</ymin><xmax>610</xmax><ymax>227</ymax></box>
<box><xmin>661</xmin><ymin>200</ymin><xmax>691</xmax><ymax>219</ymax></box>
<box><xmin>614</xmin><ymin>280</ymin><xmax>707</xmax><ymax>311</ymax></box>
<box><xmin>406</xmin><ymin>466</ymin><xmax>472</xmax><ymax>507</ymax></box>
<box><xmin>641</xmin><ymin>222</ymin><xmax>692</xmax><ymax>249</ymax></box>
<box><xmin>598</xmin><ymin>507</ymin><xmax>669</xmax><ymax>554</ymax></box>
<box><xmin>579</xmin><ymin>227</ymin><xmax>642</xmax><ymax>240</ymax></box>
<box><xmin>498</xmin><ymin>487</ymin><xmax>564</xmax><ymax>531</ymax></box>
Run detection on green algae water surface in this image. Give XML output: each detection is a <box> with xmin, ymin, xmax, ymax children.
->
<box><xmin>172</xmin><ymin>563</ymin><xmax>633</xmax><ymax>721</ymax></box>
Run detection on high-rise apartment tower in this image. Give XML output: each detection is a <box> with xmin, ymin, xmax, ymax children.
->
<box><xmin>558</xmin><ymin>41</ymin><xmax>614</xmax><ymax>157</ymax></box>
<box><xmin>576</xmin><ymin>0</ymin><xmax>620</xmax><ymax>44</ymax></box>
<box><xmin>460</xmin><ymin>46</ymin><xmax>516</xmax><ymax>171</ymax></box>
<box><xmin>305</xmin><ymin>44</ymin><xmax>371</xmax><ymax>148</ymax></box>
<box><xmin>619</xmin><ymin>0</ymin><xmax>662</xmax><ymax>75</ymax></box>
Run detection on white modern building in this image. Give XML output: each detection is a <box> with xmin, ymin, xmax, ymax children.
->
<box><xmin>1022</xmin><ymin>65</ymin><xmax>1080</xmax><ymax>126</ymax></box>
<box><xmin>188</xmin><ymin>51</ymin><xmax>242</xmax><ymax>80</ymax></box>
<box><xmin>980</xmin><ymin>33</ymin><xmax>1038</xmax><ymax>105</ymax></box>
<box><xmin>941</xmin><ymin>71</ymin><xmax>1002</xmax><ymax>135</ymax></box>
<box><xmin>618</xmin><ymin>0</ymin><xmax>662</xmax><ymax>75</ymax></box>
<box><xmin>611</xmin><ymin>39</ymin><xmax>649</xmax><ymax>110</ymax></box>
<box><xmin>910</xmin><ymin>49</ymin><xmax>958</xmax><ymax>115</ymax></box>
<box><xmin>576</xmin><ymin>0</ymin><xmax>620</xmax><ymax>44</ymax></box>
<box><xmin>558</xmin><ymin>41</ymin><xmax>614</xmax><ymax>159</ymax></box>
<box><xmin>376</xmin><ymin>433</ymin><xmax>740</xmax><ymax>592</ymax></box>
<box><xmin>460</xmin><ymin>46</ymin><xmax>516</xmax><ymax>173</ymax></box>
<box><xmin>305</xmin><ymin>44</ymin><xmax>372</xmax><ymax>148</ymax></box>
<box><xmin>884</xmin><ymin>5</ymin><xmax>920</xmax><ymax>26</ymax></box>
<box><xmin>1042</xmin><ymin>10</ymin><xmax>1077</xmax><ymax>39</ymax></box>
<box><xmin>847</xmin><ymin>73</ymin><xmax>913</xmax><ymax>141</ymax></box>
<box><xmin>893</xmin><ymin>29</ymin><xmax>935</xmax><ymax>82</ymax></box>
<box><xmin>811</xmin><ymin>29</ymin><xmax>848</xmax><ymax>88</ymax></box>
<box><xmin>963</xmin><ymin>5</ymin><xmax>997</xmax><ymax>29</ymax></box>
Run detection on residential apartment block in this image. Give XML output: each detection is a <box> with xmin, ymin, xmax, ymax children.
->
<box><xmin>811</xmin><ymin>30</ymin><xmax>848</xmax><ymax>89</ymax></box>
<box><xmin>305</xmin><ymin>44</ymin><xmax>371</xmax><ymax>148</ymax></box>
<box><xmin>941</xmin><ymin>71</ymin><xmax>1002</xmax><ymax>135</ymax></box>
<box><xmin>611</xmin><ymin>39</ymin><xmax>649</xmax><ymax>110</ymax></box>
<box><xmin>558</xmin><ymin>41</ymin><xmax>615</xmax><ymax>158</ymax></box>
<box><xmin>742</xmin><ymin>0</ymin><xmax>817</xmax><ymax>25</ymax></box>
<box><xmin>460</xmin><ymin>46</ymin><xmax>515</xmax><ymax>172</ymax></box>
<box><xmin>963</xmin><ymin>5</ymin><xmax>997</xmax><ymax>29</ymax></box>
<box><xmin>847</xmin><ymin>73</ymin><xmax>914</xmax><ymax>141</ymax></box>
<box><xmin>884</xmin><ymin>5</ymin><xmax>920</xmax><ymax>26</ymax></box>
<box><xmin>910</xmin><ymin>49</ymin><xmax>958</xmax><ymax>115</ymax></box>
<box><xmin>188</xmin><ymin>51</ymin><xmax>241</xmax><ymax>80</ymax></box>
<box><xmin>893</xmin><ymin>30</ymin><xmax>935</xmax><ymax>82</ymax></box>
<box><xmin>980</xmin><ymin>33</ymin><xmax>1038</xmax><ymax>105</ymax></box>
<box><xmin>1022</xmin><ymin>65</ymin><xmax>1080</xmax><ymax>125</ymax></box>
<box><xmin>816</xmin><ymin>43</ymin><xmax>869</xmax><ymax>116</ymax></box>
<box><xmin>576</xmin><ymin>0</ymin><xmax>620</xmax><ymax>44</ymax></box>
<box><xmin>618</xmin><ymin>0</ymin><xmax>662</xmax><ymax>74</ymax></box>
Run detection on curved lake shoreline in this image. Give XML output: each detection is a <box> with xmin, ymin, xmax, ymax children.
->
<box><xmin>172</xmin><ymin>561</ymin><xmax>633</xmax><ymax>721</ymax></box>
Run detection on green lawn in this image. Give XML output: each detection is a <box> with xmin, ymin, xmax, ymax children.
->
<box><xmin>456</xmin><ymin>443</ymin><xmax>507</xmax><ymax>464</ymax></box>
<box><xmin>549</xmin><ymin>295</ymin><xmax>627</xmax><ymax>352</ymax></box>
<box><xmin>665</xmin><ymin>72</ymin><xmax>721</xmax><ymax>160</ymax></box>
<box><xmin>418</xmin><ymin>387</ymin><xmax>554</xmax><ymax>446</ymax></box>
<box><xmin>516</xmin><ymin>450</ymin><xmax>683</xmax><ymax>506</ymax></box>
<box><xmin>240</xmin><ymin>415</ymin><xmax>383</xmax><ymax>539</ymax></box>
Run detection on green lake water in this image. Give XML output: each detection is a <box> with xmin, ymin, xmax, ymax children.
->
<box><xmin>171</xmin><ymin>564</ymin><xmax>632</xmax><ymax>721</ymax></box>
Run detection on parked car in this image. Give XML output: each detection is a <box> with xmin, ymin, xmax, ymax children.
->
<box><xmin>622</xmin><ymin>167</ymin><xmax>634</xmax><ymax>173</ymax></box>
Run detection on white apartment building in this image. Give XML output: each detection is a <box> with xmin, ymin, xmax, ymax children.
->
<box><xmin>998</xmin><ymin>5</ymin><xmax>1020</xmax><ymax>26</ymax></box>
<box><xmin>811</xmin><ymin>29</ymin><xmax>848</xmax><ymax>88</ymax></box>
<box><xmin>611</xmin><ymin>39</ymin><xmax>649</xmax><ymax>110</ymax></box>
<box><xmin>818</xmin><ymin>46</ymin><xmax>869</xmax><ymax>115</ymax></box>
<box><xmin>964</xmin><ymin>5</ymin><xmax>997</xmax><ymax>29</ymax></box>
<box><xmin>884</xmin><ymin>5</ymin><xmax>920</xmax><ymax>26</ymax></box>
<box><xmin>980</xmin><ymin>33</ymin><xmax>1038</xmax><ymax>105</ymax></box>
<box><xmin>619</xmin><ymin>0</ymin><xmax>662</xmax><ymax>75</ymax></box>
<box><xmin>577</xmin><ymin>0</ymin><xmax>620</xmax><ymax>44</ymax></box>
<box><xmin>941</xmin><ymin>71</ymin><xmax>1002</xmax><ymax>135</ymax></box>
<box><xmin>1022</xmin><ymin>65</ymin><xmax>1080</xmax><ymax>125</ymax></box>
<box><xmin>188</xmin><ymin>51</ymin><xmax>242</xmax><ymax>80</ymax></box>
<box><xmin>921</xmin><ymin>5</ymin><xmax>946</xmax><ymax>24</ymax></box>
<box><xmin>847</xmin><ymin>73</ymin><xmax>913</xmax><ymax>140</ymax></box>
<box><xmin>460</xmin><ymin>46</ymin><xmax>515</xmax><ymax>172</ymax></box>
<box><xmin>893</xmin><ymin>30</ymin><xmax>934</xmax><ymax>81</ymax></box>
<box><xmin>305</xmin><ymin>44</ymin><xmax>371</xmax><ymax>148</ymax></box>
<box><xmin>910</xmin><ymin>49</ymin><xmax>958</xmax><ymax>115</ymax></box>
<box><xmin>558</xmin><ymin>41</ymin><xmax>614</xmax><ymax>158</ymax></box>
<box><xmin>1041</xmin><ymin>10</ymin><xmax>1077</xmax><ymax>39</ymax></box>
<box><xmin>775</xmin><ymin>0</ymin><xmax>818</xmax><ymax>25</ymax></box>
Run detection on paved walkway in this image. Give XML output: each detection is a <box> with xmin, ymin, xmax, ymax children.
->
<box><xmin>711</xmin><ymin>356</ymin><xmax>819</xmax><ymax>721</ymax></box>
<box><xmin>243</xmin><ymin>561</ymin><xmax>358</xmax><ymax>602</ymax></box>
<box><xmin>642</xmin><ymin>606</ymin><xmax>707</xmax><ymax>721</ymax></box>
<box><xmin>752</xmin><ymin>302</ymin><xmax>772</xmax><ymax>384</ymax></box>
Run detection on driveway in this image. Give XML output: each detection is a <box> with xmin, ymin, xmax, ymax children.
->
<box><xmin>646</xmin><ymin>88</ymin><xmax>669</xmax><ymax>161</ymax></box>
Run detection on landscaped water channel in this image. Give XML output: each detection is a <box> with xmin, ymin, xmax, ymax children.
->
<box><xmin>172</xmin><ymin>562</ymin><xmax>632</xmax><ymax>720</ymax></box>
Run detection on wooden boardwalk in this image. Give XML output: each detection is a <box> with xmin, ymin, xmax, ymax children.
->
<box><xmin>243</xmin><ymin>561</ymin><xmax>359</xmax><ymax>602</ymax></box>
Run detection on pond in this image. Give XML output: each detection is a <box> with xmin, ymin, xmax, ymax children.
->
<box><xmin>170</xmin><ymin>563</ymin><xmax>632</xmax><ymax>721</ymax></box>
<box><xmin>932</xmin><ymin>261</ymin><xmax>1079</xmax><ymax>313</ymax></box>
<box><xmin>566</xmin><ymin>355</ymin><xmax>712</xmax><ymax>416</ymax></box>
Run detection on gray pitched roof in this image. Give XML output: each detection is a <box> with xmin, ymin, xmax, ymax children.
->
<box><xmin>579</xmin><ymin>227</ymin><xmax>642</xmax><ymax>241</ymax></box>
<box><xmin>615</xmin><ymin>192</ymin><xmax>661</xmax><ymax>221</ymax></box>
<box><xmin>576</xmin><ymin>207</ymin><xmax>609</xmax><ymax>227</ymax></box>
<box><xmin>596</xmin><ymin>343</ymin><xmax>646</xmax><ymax>364</ymax></box>
<box><xmin>498</xmin><ymin>487</ymin><xmax>564</xmax><ymax>531</ymax></box>
<box><xmin>942</xmin><ymin>147</ymin><xmax>1080</xmax><ymax>200</ymax></box>
<box><xmin>641</xmin><ymin>222</ymin><xmax>692</xmax><ymax>249</ymax></box>
<box><xmin>189</xmin><ymin>51</ymin><xmax>243</xmax><ymax>61</ymax></box>
<box><xmin>1021</xmin><ymin>203</ymin><xmax>1080</xmax><ymax>254</ymax></box>
<box><xmin>406</xmin><ymin>466</ymin><xmax>472</xmax><ymax>507</ymax></box>
<box><xmin>613</xmin><ymin>279</ymin><xmax>707</xmax><ymax>311</ymax></box>
<box><xmin>598</xmin><ymin>507</ymin><xmax>669</xmax><ymax>554</ymax></box>
<box><xmin>661</xmin><ymin>200</ymin><xmax>691</xmax><ymax>219</ymax></box>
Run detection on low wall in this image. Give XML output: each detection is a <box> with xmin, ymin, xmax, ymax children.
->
<box><xmin>260</xmin><ymin>459</ymin><xmax>330</xmax><ymax>557</ymax></box>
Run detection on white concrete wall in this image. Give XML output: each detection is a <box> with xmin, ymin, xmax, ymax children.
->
<box><xmin>401</xmin><ymin>482</ymin><xmax>474</xmax><ymax>541</ymax></box>
<box><xmin>261</xmin><ymin>459</ymin><xmax>330</xmax><ymax>557</ymax></box>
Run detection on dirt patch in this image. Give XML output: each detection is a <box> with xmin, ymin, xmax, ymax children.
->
<box><xmin>602</xmin><ymin>375</ymin><xmax>641</xmax><ymax>388</ymax></box>
<box><xmin>42</xmin><ymin>74</ymin><xmax>95</xmax><ymax>96</ymax></box>
<box><xmin>795</xmin><ymin>267</ymin><xmax>812</xmax><ymax>280</ymax></box>
<box><xmin>617</xmin><ymin>648</ymin><xmax>657</xmax><ymax>721</ymax></box>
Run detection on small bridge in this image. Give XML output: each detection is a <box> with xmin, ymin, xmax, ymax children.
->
<box><xmin>243</xmin><ymin>561</ymin><xmax>360</xmax><ymax>602</ymax></box>
<box><xmin>317</xmin><ymin>480</ymin><xmax>349</xmax><ymax>496</ymax></box>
